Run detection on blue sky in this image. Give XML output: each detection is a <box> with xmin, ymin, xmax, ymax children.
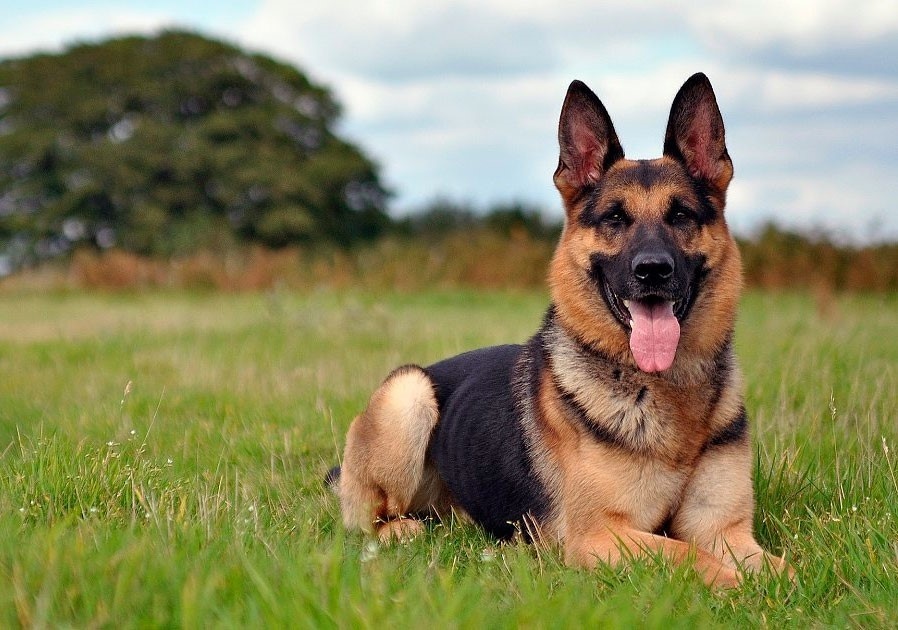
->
<box><xmin>2</xmin><ymin>0</ymin><xmax>897</xmax><ymax>241</ymax></box>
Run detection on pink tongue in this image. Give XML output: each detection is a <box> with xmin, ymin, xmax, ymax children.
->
<box><xmin>627</xmin><ymin>300</ymin><xmax>680</xmax><ymax>372</ymax></box>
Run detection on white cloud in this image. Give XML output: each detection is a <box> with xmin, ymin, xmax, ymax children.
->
<box><xmin>2</xmin><ymin>0</ymin><xmax>897</xmax><ymax>239</ymax></box>
<box><xmin>725</xmin><ymin>70</ymin><xmax>898</xmax><ymax>113</ymax></box>
<box><xmin>0</xmin><ymin>7</ymin><xmax>174</xmax><ymax>57</ymax></box>
<box><xmin>728</xmin><ymin>163</ymin><xmax>898</xmax><ymax>243</ymax></box>
<box><xmin>692</xmin><ymin>0</ymin><xmax>898</xmax><ymax>51</ymax></box>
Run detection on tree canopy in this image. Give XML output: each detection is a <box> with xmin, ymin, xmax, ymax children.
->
<box><xmin>0</xmin><ymin>30</ymin><xmax>389</xmax><ymax>268</ymax></box>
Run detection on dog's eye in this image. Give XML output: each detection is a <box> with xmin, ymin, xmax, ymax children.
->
<box><xmin>667</xmin><ymin>202</ymin><xmax>696</xmax><ymax>227</ymax></box>
<box><xmin>602</xmin><ymin>205</ymin><xmax>629</xmax><ymax>227</ymax></box>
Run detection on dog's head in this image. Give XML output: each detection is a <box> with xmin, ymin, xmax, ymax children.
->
<box><xmin>549</xmin><ymin>73</ymin><xmax>742</xmax><ymax>373</ymax></box>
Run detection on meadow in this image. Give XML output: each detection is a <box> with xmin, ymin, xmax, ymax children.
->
<box><xmin>0</xmin><ymin>288</ymin><xmax>895</xmax><ymax>627</ymax></box>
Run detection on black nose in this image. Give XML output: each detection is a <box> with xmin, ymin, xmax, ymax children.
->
<box><xmin>632</xmin><ymin>251</ymin><xmax>674</xmax><ymax>284</ymax></box>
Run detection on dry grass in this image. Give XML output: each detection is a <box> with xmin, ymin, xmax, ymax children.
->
<box><xmin>4</xmin><ymin>226</ymin><xmax>897</xmax><ymax>294</ymax></box>
<box><xmin>3</xmin><ymin>233</ymin><xmax>552</xmax><ymax>292</ymax></box>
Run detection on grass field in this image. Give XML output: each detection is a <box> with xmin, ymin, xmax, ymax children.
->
<box><xmin>0</xmin><ymin>288</ymin><xmax>896</xmax><ymax>627</ymax></box>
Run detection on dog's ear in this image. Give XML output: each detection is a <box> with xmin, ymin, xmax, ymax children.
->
<box><xmin>663</xmin><ymin>73</ymin><xmax>733</xmax><ymax>204</ymax></box>
<box><xmin>554</xmin><ymin>80</ymin><xmax>624</xmax><ymax>210</ymax></box>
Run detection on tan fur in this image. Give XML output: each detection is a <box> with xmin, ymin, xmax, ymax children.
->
<box><xmin>550</xmin><ymin>157</ymin><xmax>743</xmax><ymax>365</ymax></box>
<box><xmin>531</xmin><ymin>352</ymin><xmax>745</xmax><ymax>588</ymax></box>
<box><xmin>339</xmin><ymin>366</ymin><xmax>449</xmax><ymax>537</ymax></box>
<box><xmin>540</xmin><ymin>91</ymin><xmax>787</xmax><ymax>584</ymax></box>
<box><xmin>564</xmin><ymin>527</ymin><xmax>741</xmax><ymax>588</ymax></box>
<box><xmin>335</xmin><ymin>76</ymin><xmax>791</xmax><ymax>587</ymax></box>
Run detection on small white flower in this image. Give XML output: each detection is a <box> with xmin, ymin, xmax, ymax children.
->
<box><xmin>166</xmin><ymin>458</ymin><xmax>173</xmax><ymax>465</ymax></box>
<box><xmin>360</xmin><ymin>540</ymin><xmax>379</xmax><ymax>562</ymax></box>
<box><xmin>248</xmin><ymin>505</ymin><xmax>255</xmax><ymax>512</ymax></box>
<box><xmin>130</xmin><ymin>429</ymin><xmax>137</xmax><ymax>436</ymax></box>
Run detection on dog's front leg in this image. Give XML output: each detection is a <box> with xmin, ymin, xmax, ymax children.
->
<box><xmin>671</xmin><ymin>441</ymin><xmax>792</xmax><ymax>576</ymax></box>
<box><xmin>564</xmin><ymin>525</ymin><xmax>741</xmax><ymax>588</ymax></box>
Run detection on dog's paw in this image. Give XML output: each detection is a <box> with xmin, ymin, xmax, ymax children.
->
<box><xmin>376</xmin><ymin>517</ymin><xmax>424</xmax><ymax>543</ymax></box>
<box><xmin>708</xmin><ymin>567</ymin><xmax>742</xmax><ymax>589</ymax></box>
<box><xmin>764</xmin><ymin>554</ymin><xmax>796</xmax><ymax>581</ymax></box>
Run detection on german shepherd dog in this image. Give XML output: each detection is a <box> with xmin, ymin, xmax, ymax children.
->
<box><xmin>329</xmin><ymin>73</ymin><xmax>789</xmax><ymax>587</ymax></box>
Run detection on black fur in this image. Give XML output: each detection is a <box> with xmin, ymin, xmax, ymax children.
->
<box><xmin>556</xmin><ymin>382</ymin><xmax>631</xmax><ymax>451</ymax></box>
<box><xmin>662</xmin><ymin>73</ymin><xmax>729</xmax><ymax>175</ymax></box>
<box><xmin>425</xmin><ymin>344</ymin><xmax>550</xmax><ymax>539</ymax></box>
<box><xmin>324</xmin><ymin>465</ymin><xmax>341</xmax><ymax>490</ymax></box>
<box><xmin>635</xmin><ymin>386</ymin><xmax>648</xmax><ymax>405</ymax></box>
<box><xmin>705</xmin><ymin>337</ymin><xmax>734</xmax><ymax>418</ymax></box>
<box><xmin>705</xmin><ymin>405</ymin><xmax>748</xmax><ymax>451</ymax></box>
<box><xmin>577</xmin><ymin>165</ymin><xmax>718</xmax><ymax>231</ymax></box>
<box><xmin>332</xmin><ymin>75</ymin><xmax>756</xmax><ymax>565</ymax></box>
<box><xmin>557</xmin><ymin>79</ymin><xmax>624</xmax><ymax>176</ymax></box>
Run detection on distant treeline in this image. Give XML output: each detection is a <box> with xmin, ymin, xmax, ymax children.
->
<box><xmin>4</xmin><ymin>200</ymin><xmax>896</xmax><ymax>292</ymax></box>
<box><xmin>738</xmin><ymin>224</ymin><xmax>898</xmax><ymax>292</ymax></box>
<box><xmin>393</xmin><ymin>200</ymin><xmax>898</xmax><ymax>292</ymax></box>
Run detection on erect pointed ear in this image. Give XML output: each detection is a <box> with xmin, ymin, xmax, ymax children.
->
<box><xmin>663</xmin><ymin>73</ymin><xmax>733</xmax><ymax>204</ymax></box>
<box><xmin>553</xmin><ymin>80</ymin><xmax>624</xmax><ymax>210</ymax></box>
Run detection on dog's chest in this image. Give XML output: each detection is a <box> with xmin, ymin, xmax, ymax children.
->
<box><xmin>556</xmin><ymin>368</ymin><xmax>709</xmax><ymax>463</ymax></box>
<box><xmin>574</xmin><ymin>443</ymin><xmax>690</xmax><ymax>531</ymax></box>
<box><xmin>547</xmin><ymin>362</ymin><xmax>711</xmax><ymax>530</ymax></box>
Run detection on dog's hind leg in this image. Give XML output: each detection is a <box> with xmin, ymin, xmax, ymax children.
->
<box><xmin>338</xmin><ymin>365</ymin><xmax>446</xmax><ymax>541</ymax></box>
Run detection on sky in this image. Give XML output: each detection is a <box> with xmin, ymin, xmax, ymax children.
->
<box><xmin>2</xmin><ymin>0</ymin><xmax>897</xmax><ymax>241</ymax></box>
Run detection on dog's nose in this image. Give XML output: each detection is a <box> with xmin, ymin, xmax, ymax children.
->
<box><xmin>632</xmin><ymin>251</ymin><xmax>674</xmax><ymax>284</ymax></box>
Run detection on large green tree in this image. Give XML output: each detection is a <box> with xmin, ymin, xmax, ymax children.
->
<box><xmin>0</xmin><ymin>30</ymin><xmax>389</xmax><ymax>267</ymax></box>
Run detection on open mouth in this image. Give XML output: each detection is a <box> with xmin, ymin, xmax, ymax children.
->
<box><xmin>598</xmin><ymin>274</ymin><xmax>693</xmax><ymax>373</ymax></box>
<box><xmin>599</xmin><ymin>276</ymin><xmax>691</xmax><ymax>330</ymax></box>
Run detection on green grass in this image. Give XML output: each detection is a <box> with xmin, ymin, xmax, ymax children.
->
<box><xmin>0</xmin><ymin>288</ymin><xmax>896</xmax><ymax>627</ymax></box>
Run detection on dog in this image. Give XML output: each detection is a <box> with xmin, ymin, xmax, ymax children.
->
<box><xmin>328</xmin><ymin>73</ymin><xmax>789</xmax><ymax>588</ymax></box>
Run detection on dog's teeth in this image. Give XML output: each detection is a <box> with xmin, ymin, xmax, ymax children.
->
<box><xmin>623</xmin><ymin>300</ymin><xmax>631</xmax><ymax>309</ymax></box>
